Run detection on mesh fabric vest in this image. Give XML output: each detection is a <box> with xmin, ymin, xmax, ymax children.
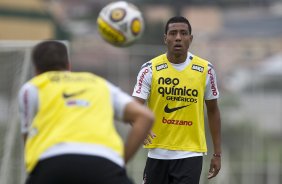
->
<box><xmin>145</xmin><ymin>54</ymin><xmax>208</xmax><ymax>152</ymax></box>
<box><xmin>25</xmin><ymin>71</ymin><xmax>123</xmax><ymax>172</ymax></box>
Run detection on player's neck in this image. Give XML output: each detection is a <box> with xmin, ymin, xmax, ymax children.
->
<box><xmin>166</xmin><ymin>53</ymin><xmax>187</xmax><ymax>64</ymax></box>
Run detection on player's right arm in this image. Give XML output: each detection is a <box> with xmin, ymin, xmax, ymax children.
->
<box><xmin>107</xmin><ymin>82</ymin><xmax>154</xmax><ymax>164</ymax></box>
<box><xmin>18</xmin><ymin>83</ymin><xmax>38</xmax><ymax>144</ymax></box>
<box><xmin>132</xmin><ymin>61</ymin><xmax>156</xmax><ymax>145</ymax></box>
<box><xmin>122</xmin><ymin>100</ymin><xmax>154</xmax><ymax>163</ymax></box>
<box><xmin>133</xmin><ymin>97</ymin><xmax>156</xmax><ymax>145</ymax></box>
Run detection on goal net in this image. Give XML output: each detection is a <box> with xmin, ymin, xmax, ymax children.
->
<box><xmin>0</xmin><ymin>41</ymin><xmax>71</xmax><ymax>184</ymax></box>
<box><xmin>0</xmin><ymin>41</ymin><xmax>38</xmax><ymax>184</ymax></box>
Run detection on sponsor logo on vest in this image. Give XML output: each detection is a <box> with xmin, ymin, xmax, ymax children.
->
<box><xmin>66</xmin><ymin>100</ymin><xmax>89</xmax><ymax>107</ymax></box>
<box><xmin>162</xmin><ymin>117</ymin><xmax>193</xmax><ymax>126</ymax></box>
<box><xmin>164</xmin><ymin>104</ymin><xmax>190</xmax><ymax>113</ymax></box>
<box><xmin>136</xmin><ymin>68</ymin><xmax>149</xmax><ymax>94</ymax></box>
<box><xmin>156</xmin><ymin>63</ymin><xmax>168</xmax><ymax>71</ymax></box>
<box><xmin>166</xmin><ymin>96</ymin><xmax>197</xmax><ymax>103</ymax></box>
<box><xmin>191</xmin><ymin>64</ymin><xmax>204</xmax><ymax>73</ymax></box>
<box><xmin>49</xmin><ymin>74</ymin><xmax>96</xmax><ymax>83</ymax></box>
<box><xmin>208</xmin><ymin>69</ymin><xmax>218</xmax><ymax>96</ymax></box>
<box><xmin>63</xmin><ymin>89</ymin><xmax>86</xmax><ymax>98</ymax></box>
<box><xmin>157</xmin><ymin>77</ymin><xmax>198</xmax><ymax>103</ymax></box>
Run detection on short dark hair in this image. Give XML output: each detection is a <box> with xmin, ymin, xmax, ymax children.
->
<box><xmin>165</xmin><ymin>16</ymin><xmax>192</xmax><ymax>35</ymax></box>
<box><xmin>32</xmin><ymin>40</ymin><xmax>69</xmax><ymax>73</ymax></box>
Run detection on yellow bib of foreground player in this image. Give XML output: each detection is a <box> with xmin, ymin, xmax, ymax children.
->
<box><xmin>145</xmin><ymin>54</ymin><xmax>208</xmax><ymax>152</ymax></box>
<box><xmin>25</xmin><ymin>72</ymin><xmax>123</xmax><ymax>173</ymax></box>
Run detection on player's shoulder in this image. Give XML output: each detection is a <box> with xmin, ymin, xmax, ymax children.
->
<box><xmin>190</xmin><ymin>52</ymin><xmax>213</xmax><ymax>69</ymax></box>
<box><xmin>106</xmin><ymin>81</ymin><xmax>133</xmax><ymax>102</ymax></box>
<box><xmin>139</xmin><ymin>53</ymin><xmax>167</xmax><ymax>72</ymax></box>
<box><xmin>191</xmin><ymin>54</ymin><xmax>208</xmax><ymax>63</ymax></box>
<box><xmin>20</xmin><ymin>82</ymin><xmax>36</xmax><ymax>91</ymax></box>
<box><xmin>105</xmin><ymin>81</ymin><xmax>119</xmax><ymax>93</ymax></box>
<box><xmin>150</xmin><ymin>53</ymin><xmax>166</xmax><ymax>64</ymax></box>
<box><xmin>75</xmin><ymin>71</ymin><xmax>108</xmax><ymax>84</ymax></box>
<box><xmin>18</xmin><ymin>82</ymin><xmax>38</xmax><ymax>98</ymax></box>
<box><xmin>140</xmin><ymin>60</ymin><xmax>152</xmax><ymax>70</ymax></box>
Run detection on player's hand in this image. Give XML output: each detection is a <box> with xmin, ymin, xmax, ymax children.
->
<box><xmin>143</xmin><ymin>131</ymin><xmax>156</xmax><ymax>145</ymax></box>
<box><xmin>208</xmin><ymin>155</ymin><xmax>221</xmax><ymax>179</ymax></box>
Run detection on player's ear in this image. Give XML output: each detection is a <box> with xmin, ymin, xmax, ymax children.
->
<box><xmin>164</xmin><ymin>34</ymin><xmax>167</xmax><ymax>44</ymax></box>
<box><xmin>188</xmin><ymin>34</ymin><xmax>193</xmax><ymax>48</ymax></box>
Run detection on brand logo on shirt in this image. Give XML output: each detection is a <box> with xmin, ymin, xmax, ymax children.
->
<box><xmin>136</xmin><ymin>68</ymin><xmax>149</xmax><ymax>94</ymax></box>
<box><xmin>156</xmin><ymin>63</ymin><xmax>168</xmax><ymax>71</ymax></box>
<box><xmin>191</xmin><ymin>64</ymin><xmax>204</xmax><ymax>73</ymax></box>
<box><xmin>63</xmin><ymin>89</ymin><xmax>86</xmax><ymax>99</ymax></box>
<box><xmin>208</xmin><ymin>69</ymin><xmax>218</xmax><ymax>96</ymax></box>
<box><xmin>164</xmin><ymin>104</ymin><xmax>190</xmax><ymax>113</ymax></box>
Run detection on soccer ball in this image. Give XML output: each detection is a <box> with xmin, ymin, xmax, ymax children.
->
<box><xmin>97</xmin><ymin>1</ymin><xmax>144</xmax><ymax>47</ymax></box>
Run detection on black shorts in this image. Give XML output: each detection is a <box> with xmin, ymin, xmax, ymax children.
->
<box><xmin>25</xmin><ymin>154</ymin><xmax>133</xmax><ymax>184</ymax></box>
<box><xmin>143</xmin><ymin>156</ymin><xmax>203</xmax><ymax>184</ymax></box>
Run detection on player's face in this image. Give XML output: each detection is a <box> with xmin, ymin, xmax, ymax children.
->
<box><xmin>164</xmin><ymin>23</ymin><xmax>193</xmax><ymax>58</ymax></box>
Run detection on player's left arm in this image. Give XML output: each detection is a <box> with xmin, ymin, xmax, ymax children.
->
<box><xmin>204</xmin><ymin>63</ymin><xmax>221</xmax><ymax>179</ymax></box>
<box><xmin>205</xmin><ymin>99</ymin><xmax>221</xmax><ymax>179</ymax></box>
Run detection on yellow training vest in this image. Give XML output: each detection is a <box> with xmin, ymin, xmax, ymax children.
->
<box><xmin>25</xmin><ymin>71</ymin><xmax>123</xmax><ymax>173</ymax></box>
<box><xmin>145</xmin><ymin>54</ymin><xmax>208</xmax><ymax>152</ymax></box>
